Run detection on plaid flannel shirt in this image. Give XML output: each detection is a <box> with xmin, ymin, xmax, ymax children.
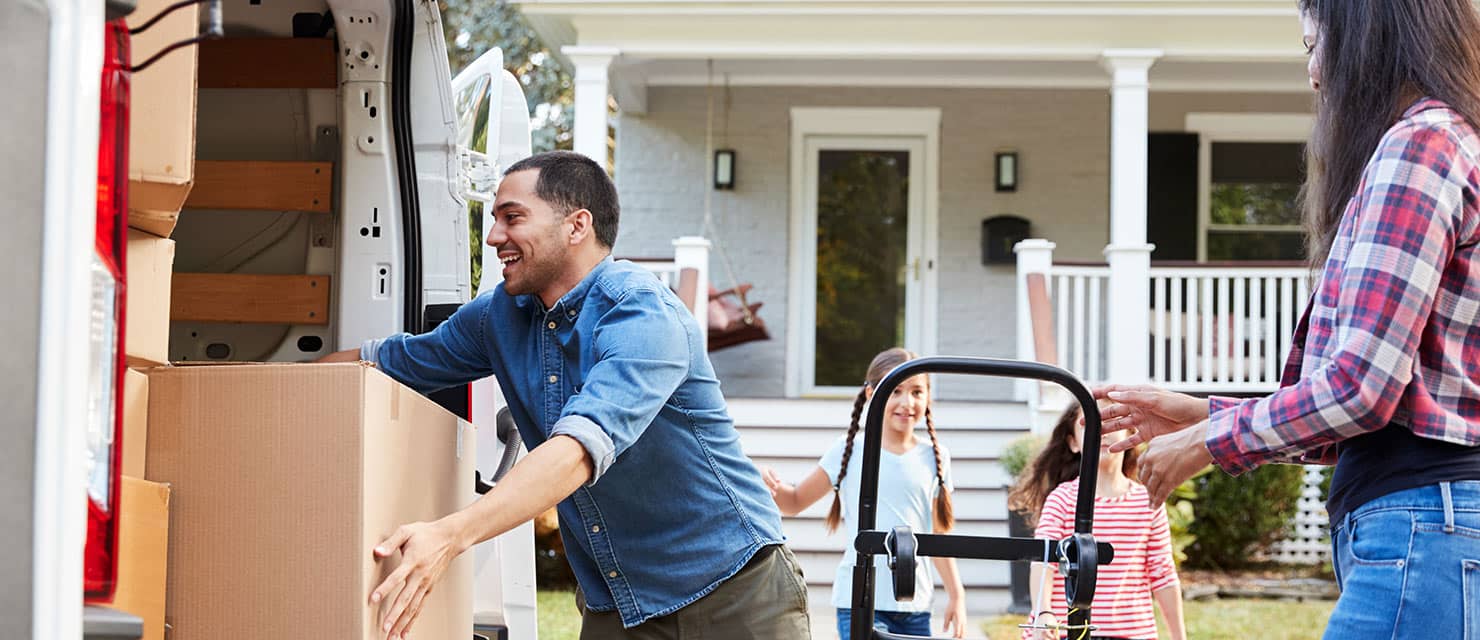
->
<box><xmin>1207</xmin><ymin>98</ymin><xmax>1480</xmax><ymax>475</ymax></box>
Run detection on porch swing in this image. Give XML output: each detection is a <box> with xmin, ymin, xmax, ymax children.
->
<box><xmin>700</xmin><ymin>62</ymin><xmax>769</xmax><ymax>352</ymax></box>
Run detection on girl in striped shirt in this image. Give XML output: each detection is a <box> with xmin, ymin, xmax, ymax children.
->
<box><xmin>1009</xmin><ymin>406</ymin><xmax>1185</xmax><ymax>640</ymax></box>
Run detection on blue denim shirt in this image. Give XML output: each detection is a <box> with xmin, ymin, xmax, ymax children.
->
<box><xmin>362</xmin><ymin>257</ymin><xmax>785</xmax><ymax>627</ymax></box>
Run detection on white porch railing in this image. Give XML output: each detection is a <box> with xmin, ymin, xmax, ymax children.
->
<box><xmin>1016</xmin><ymin>240</ymin><xmax>1312</xmax><ymax>394</ymax></box>
<box><xmin>627</xmin><ymin>236</ymin><xmax>711</xmax><ymax>343</ymax></box>
<box><xmin>1016</xmin><ymin>239</ymin><xmax>1329</xmax><ymax>565</ymax></box>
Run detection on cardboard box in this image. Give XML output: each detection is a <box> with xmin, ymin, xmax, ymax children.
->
<box><xmin>122</xmin><ymin>369</ymin><xmax>149</xmax><ymax>477</ymax></box>
<box><xmin>125</xmin><ymin>0</ymin><xmax>198</xmax><ymax>236</ymax></box>
<box><xmin>145</xmin><ymin>363</ymin><xmax>474</xmax><ymax>640</ymax></box>
<box><xmin>125</xmin><ymin>229</ymin><xmax>175</xmax><ymax>367</ymax></box>
<box><xmin>114</xmin><ymin>476</ymin><xmax>170</xmax><ymax>640</ymax></box>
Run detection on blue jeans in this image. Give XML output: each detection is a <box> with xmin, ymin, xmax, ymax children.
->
<box><xmin>1324</xmin><ymin>481</ymin><xmax>1480</xmax><ymax>639</ymax></box>
<box><xmin>836</xmin><ymin>608</ymin><xmax>931</xmax><ymax>639</ymax></box>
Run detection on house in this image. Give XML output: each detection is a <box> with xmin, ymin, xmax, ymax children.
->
<box><xmin>517</xmin><ymin>0</ymin><xmax>1324</xmax><ymax>617</ymax></box>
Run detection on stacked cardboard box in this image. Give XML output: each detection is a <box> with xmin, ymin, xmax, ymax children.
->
<box><xmin>144</xmin><ymin>363</ymin><xmax>475</xmax><ymax>640</ymax></box>
<box><xmin>114</xmin><ymin>477</ymin><xmax>171</xmax><ymax>640</ymax></box>
<box><xmin>127</xmin><ymin>0</ymin><xmax>197</xmax><ymax>238</ymax></box>
<box><xmin>113</xmin><ymin>0</ymin><xmax>197</xmax><ymax>633</ymax></box>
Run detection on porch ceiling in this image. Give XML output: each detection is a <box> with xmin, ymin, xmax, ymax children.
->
<box><xmin>619</xmin><ymin>58</ymin><xmax>1312</xmax><ymax>93</ymax></box>
<box><xmin>518</xmin><ymin>0</ymin><xmax>1306</xmax><ymax>62</ymax></box>
<box><xmin>517</xmin><ymin>0</ymin><xmax>1312</xmax><ymax>108</ymax></box>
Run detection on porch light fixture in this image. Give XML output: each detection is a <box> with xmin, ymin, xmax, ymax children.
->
<box><xmin>995</xmin><ymin>151</ymin><xmax>1018</xmax><ymax>193</ymax></box>
<box><xmin>714</xmin><ymin>149</ymin><xmax>736</xmax><ymax>190</ymax></box>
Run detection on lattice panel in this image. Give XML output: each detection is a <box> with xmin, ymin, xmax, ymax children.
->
<box><xmin>1268</xmin><ymin>466</ymin><xmax>1330</xmax><ymax>564</ymax></box>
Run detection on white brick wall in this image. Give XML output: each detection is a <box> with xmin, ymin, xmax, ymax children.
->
<box><xmin>613</xmin><ymin>86</ymin><xmax>1312</xmax><ymax>400</ymax></box>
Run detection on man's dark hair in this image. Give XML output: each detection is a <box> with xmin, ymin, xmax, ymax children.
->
<box><xmin>505</xmin><ymin>151</ymin><xmax>620</xmax><ymax>248</ymax></box>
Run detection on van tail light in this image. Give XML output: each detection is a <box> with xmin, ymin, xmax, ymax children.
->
<box><xmin>84</xmin><ymin>17</ymin><xmax>130</xmax><ymax>604</ymax></box>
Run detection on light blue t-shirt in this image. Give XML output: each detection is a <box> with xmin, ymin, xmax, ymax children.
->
<box><xmin>819</xmin><ymin>431</ymin><xmax>953</xmax><ymax>612</ymax></box>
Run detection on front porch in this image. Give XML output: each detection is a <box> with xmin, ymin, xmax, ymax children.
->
<box><xmin>525</xmin><ymin>0</ymin><xmax>1333</xmax><ymax>619</ymax></box>
<box><xmin>1014</xmin><ymin>240</ymin><xmax>1311</xmax><ymax>398</ymax></box>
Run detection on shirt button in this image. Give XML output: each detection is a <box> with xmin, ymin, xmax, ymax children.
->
<box><xmin>547</xmin><ymin>321</ymin><xmax>557</xmax><ymax>330</ymax></box>
<box><xmin>608</xmin><ymin>571</ymin><xmax>619</xmax><ymax>578</ymax></box>
<box><xmin>591</xmin><ymin>525</ymin><xmax>600</xmax><ymax>533</ymax></box>
<box><xmin>549</xmin><ymin>375</ymin><xmax>558</xmax><ymax>384</ymax></box>
<box><xmin>567</xmin><ymin>309</ymin><xmax>577</xmax><ymax>317</ymax></box>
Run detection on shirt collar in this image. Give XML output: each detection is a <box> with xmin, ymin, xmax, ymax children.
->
<box><xmin>1403</xmin><ymin>96</ymin><xmax>1447</xmax><ymax>119</ymax></box>
<box><xmin>512</xmin><ymin>255</ymin><xmax>614</xmax><ymax>315</ymax></box>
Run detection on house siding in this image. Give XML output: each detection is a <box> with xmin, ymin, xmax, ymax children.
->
<box><xmin>614</xmin><ymin>86</ymin><xmax>1311</xmax><ymax>400</ymax></box>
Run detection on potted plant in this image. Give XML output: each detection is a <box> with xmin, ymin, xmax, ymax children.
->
<box><xmin>1000</xmin><ymin>433</ymin><xmax>1044</xmax><ymax>614</ymax></box>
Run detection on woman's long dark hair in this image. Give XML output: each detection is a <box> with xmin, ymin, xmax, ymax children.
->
<box><xmin>1007</xmin><ymin>405</ymin><xmax>1140</xmax><ymax>527</ymax></box>
<box><xmin>825</xmin><ymin>348</ymin><xmax>955</xmax><ymax>534</ymax></box>
<box><xmin>1299</xmin><ymin>0</ymin><xmax>1480</xmax><ymax>269</ymax></box>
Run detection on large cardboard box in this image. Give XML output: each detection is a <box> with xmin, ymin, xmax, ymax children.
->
<box><xmin>122</xmin><ymin>369</ymin><xmax>149</xmax><ymax>477</ymax></box>
<box><xmin>125</xmin><ymin>229</ymin><xmax>175</xmax><ymax>367</ymax></box>
<box><xmin>114</xmin><ymin>476</ymin><xmax>170</xmax><ymax>640</ymax></box>
<box><xmin>145</xmin><ymin>363</ymin><xmax>474</xmax><ymax>640</ymax></box>
<box><xmin>125</xmin><ymin>0</ymin><xmax>198</xmax><ymax>236</ymax></box>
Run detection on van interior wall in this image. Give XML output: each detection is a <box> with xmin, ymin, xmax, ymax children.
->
<box><xmin>170</xmin><ymin>0</ymin><xmax>339</xmax><ymax>364</ymax></box>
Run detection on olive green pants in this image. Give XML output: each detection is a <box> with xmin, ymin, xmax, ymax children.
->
<box><xmin>577</xmin><ymin>544</ymin><xmax>812</xmax><ymax>640</ymax></box>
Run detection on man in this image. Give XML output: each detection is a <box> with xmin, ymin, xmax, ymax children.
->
<box><xmin>322</xmin><ymin>151</ymin><xmax>810</xmax><ymax>640</ymax></box>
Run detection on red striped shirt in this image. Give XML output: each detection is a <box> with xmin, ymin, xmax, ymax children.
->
<box><xmin>1027</xmin><ymin>478</ymin><xmax>1179</xmax><ymax>640</ymax></box>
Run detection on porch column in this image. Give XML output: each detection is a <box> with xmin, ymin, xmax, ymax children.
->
<box><xmin>563</xmin><ymin>46</ymin><xmax>618</xmax><ymax>168</ymax></box>
<box><xmin>1100</xmin><ymin>50</ymin><xmax>1161</xmax><ymax>385</ymax></box>
<box><xmin>1014</xmin><ymin>239</ymin><xmax>1056</xmax><ymax>401</ymax></box>
<box><xmin>671</xmin><ymin>236</ymin><xmax>712</xmax><ymax>344</ymax></box>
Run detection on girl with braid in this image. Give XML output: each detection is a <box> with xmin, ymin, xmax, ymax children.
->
<box><xmin>1008</xmin><ymin>405</ymin><xmax>1184</xmax><ymax>640</ymax></box>
<box><xmin>762</xmin><ymin>348</ymin><xmax>968</xmax><ymax>639</ymax></box>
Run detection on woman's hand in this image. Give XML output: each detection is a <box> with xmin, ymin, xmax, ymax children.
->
<box><xmin>1138</xmin><ymin>421</ymin><xmax>1215</xmax><ymax>505</ymax></box>
<box><xmin>940</xmin><ymin>595</ymin><xmax>968</xmax><ymax>638</ymax></box>
<box><xmin>1089</xmin><ymin>384</ymin><xmax>1210</xmax><ymax>453</ymax></box>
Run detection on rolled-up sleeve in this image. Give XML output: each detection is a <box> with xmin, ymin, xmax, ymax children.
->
<box><xmin>1204</xmin><ymin>124</ymin><xmax>1464</xmax><ymax>475</ymax></box>
<box><xmin>362</xmin><ymin>297</ymin><xmax>495</xmax><ymax>393</ymax></box>
<box><xmin>557</xmin><ymin>289</ymin><xmax>690</xmax><ymax>485</ymax></box>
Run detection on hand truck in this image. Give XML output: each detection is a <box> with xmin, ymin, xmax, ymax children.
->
<box><xmin>848</xmin><ymin>357</ymin><xmax>1114</xmax><ymax>640</ymax></box>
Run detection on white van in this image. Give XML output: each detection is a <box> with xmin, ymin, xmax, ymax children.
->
<box><xmin>2</xmin><ymin>0</ymin><xmax>537</xmax><ymax>637</ymax></box>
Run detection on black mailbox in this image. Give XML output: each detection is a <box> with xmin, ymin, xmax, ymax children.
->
<box><xmin>982</xmin><ymin>215</ymin><xmax>1031</xmax><ymax>265</ymax></box>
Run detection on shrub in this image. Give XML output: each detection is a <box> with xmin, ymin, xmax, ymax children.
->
<box><xmin>1165</xmin><ymin>467</ymin><xmax>1210</xmax><ymax>566</ymax></box>
<box><xmin>1185</xmin><ymin>464</ymin><xmax>1305</xmax><ymax>569</ymax></box>
<box><xmin>1001</xmin><ymin>434</ymin><xmax>1044</xmax><ymax>481</ymax></box>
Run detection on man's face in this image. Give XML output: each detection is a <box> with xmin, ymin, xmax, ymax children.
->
<box><xmin>489</xmin><ymin>169</ymin><xmax>571</xmax><ymax>298</ymax></box>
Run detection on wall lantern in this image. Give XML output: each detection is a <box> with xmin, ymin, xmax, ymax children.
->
<box><xmin>995</xmin><ymin>151</ymin><xmax>1019</xmax><ymax>193</ymax></box>
<box><xmin>714</xmin><ymin>149</ymin><xmax>736</xmax><ymax>190</ymax></box>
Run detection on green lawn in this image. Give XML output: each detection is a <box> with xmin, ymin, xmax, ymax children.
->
<box><xmin>982</xmin><ymin>598</ymin><xmax>1335</xmax><ymax>640</ymax></box>
<box><xmin>538</xmin><ymin>590</ymin><xmax>582</xmax><ymax>640</ymax></box>
<box><xmin>543</xmin><ymin>589</ymin><xmax>1335</xmax><ymax>639</ymax></box>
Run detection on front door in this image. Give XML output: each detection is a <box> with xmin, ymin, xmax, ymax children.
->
<box><xmin>800</xmin><ymin>136</ymin><xmax>931</xmax><ymax>395</ymax></box>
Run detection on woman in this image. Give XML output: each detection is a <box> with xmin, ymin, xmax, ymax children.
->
<box><xmin>1096</xmin><ymin>1</ymin><xmax>1480</xmax><ymax>637</ymax></box>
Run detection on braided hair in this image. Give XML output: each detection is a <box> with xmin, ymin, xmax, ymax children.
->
<box><xmin>824</xmin><ymin>348</ymin><xmax>956</xmax><ymax>534</ymax></box>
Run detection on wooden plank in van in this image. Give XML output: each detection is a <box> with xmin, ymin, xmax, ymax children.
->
<box><xmin>198</xmin><ymin>38</ymin><xmax>338</xmax><ymax>89</ymax></box>
<box><xmin>172</xmin><ymin>274</ymin><xmax>330</xmax><ymax>325</ymax></box>
<box><xmin>186</xmin><ymin>161</ymin><xmax>332</xmax><ymax>213</ymax></box>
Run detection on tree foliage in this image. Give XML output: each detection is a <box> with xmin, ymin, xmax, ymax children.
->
<box><xmin>439</xmin><ymin>0</ymin><xmax>573</xmax><ymax>291</ymax></box>
<box><xmin>439</xmin><ymin>0</ymin><xmax>573</xmax><ymax>153</ymax></box>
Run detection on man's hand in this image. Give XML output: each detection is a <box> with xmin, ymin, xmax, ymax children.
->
<box><xmin>1089</xmin><ymin>384</ymin><xmax>1209</xmax><ymax>453</ymax></box>
<box><xmin>370</xmin><ymin>517</ymin><xmax>468</xmax><ymax>639</ymax></box>
<box><xmin>318</xmin><ymin>348</ymin><xmax>362</xmax><ymax>363</ymax></box>
<box><xmin>1137</xmin><ymin>421</ymin><xmax>1214</xmax><ymax>505</ymax></box>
